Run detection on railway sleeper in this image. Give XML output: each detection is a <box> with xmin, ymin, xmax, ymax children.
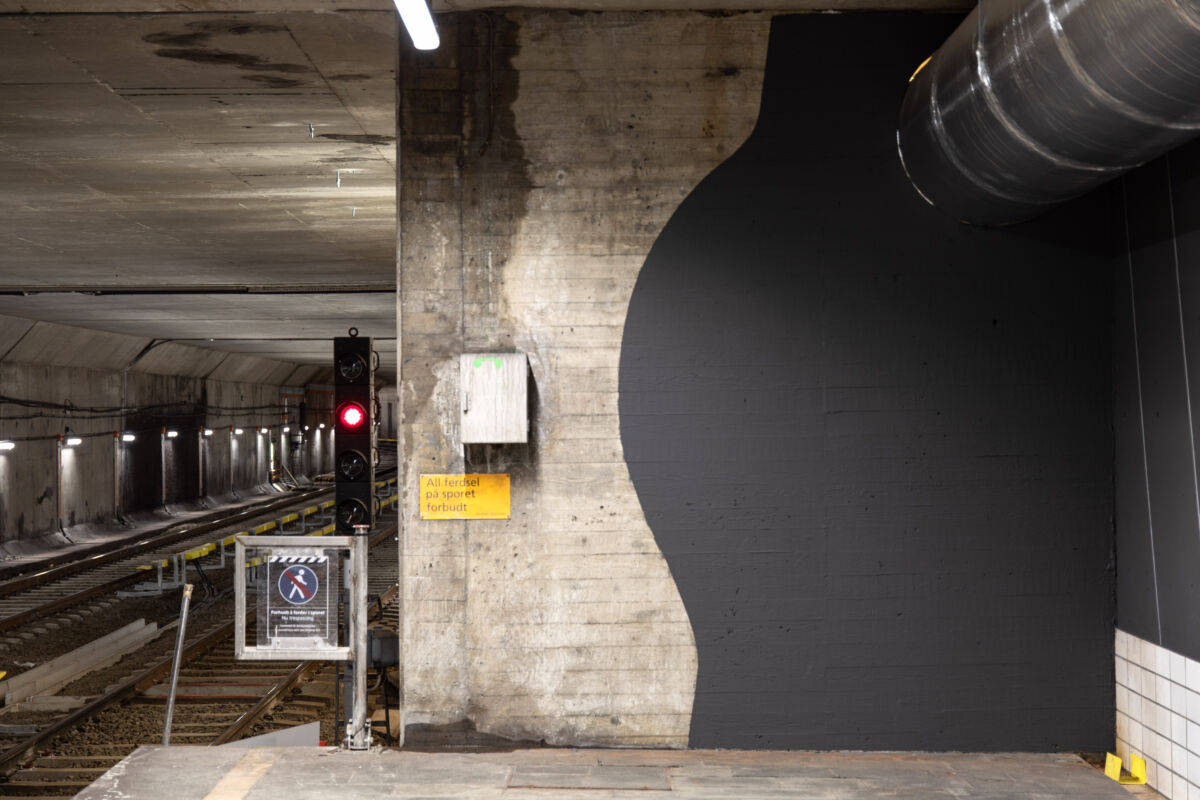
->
<box><xmin>0</xmin><ymin>782</ymin><xmax>96</xmax><ymax>796</ymax></box>
<box><xmin>19</xmin><ymin>757</ymin><xmax>114</xmax><ymax>768</ymax></box>
<box><xmin>169</xmin><ymin>724</ymin><xmax>240</xmax><ymax>733</ymax></box>
<box><xmin>8</xmin><ymin>766</ymin><xmax>109</xmax><ymax>782</ymax></box>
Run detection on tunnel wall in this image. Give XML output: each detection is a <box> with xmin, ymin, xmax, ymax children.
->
<box><xmin>1112</xmin><ymin>140</ymin><xmax>1200</xmax><ymax>796</ymax></box>
<box><xmin>397</xmin><ymin>10</ymin><xmax>1116</xmax><ymax>751</ymax></box>
<box><xmin>619</xmin><ymin>13</ymin><xmax>1115</xmax><ymax>751</ymax></box>
<box><xmin>0</xmin><ymin>314</ymin><xmax>331</xmax><ymax>541</ymax></box>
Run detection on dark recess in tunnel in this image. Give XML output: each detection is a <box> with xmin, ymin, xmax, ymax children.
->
<box><xmin>619</xmin><ymin>13</ymin><xmax>1115</xmax><ymax>751</ymax></box>
<box><xmin>121</xmin><ymin>405</ymin><xmax>202</xmax><ymax>512</ymax></box>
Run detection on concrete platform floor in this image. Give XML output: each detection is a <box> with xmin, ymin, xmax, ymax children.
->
<box><xmin>76</xmin><ymin>746</ymin><xmax>1160</xmax><ymax>799</ymax></box>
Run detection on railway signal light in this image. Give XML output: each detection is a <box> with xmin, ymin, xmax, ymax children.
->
<box><xmin>334</xmin><ymin>330</ymin><xmax>375</xmax><ymax>533</ymax></box>
<box><xmin>339</xmin><ymin>403</ymin><xmax>366</xmax><ymax>429</ymax></box>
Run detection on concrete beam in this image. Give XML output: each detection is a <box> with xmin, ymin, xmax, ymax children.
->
<box><xmin>0</xmin><ymin>0</ymin><xmax>976</xmax><ymax>13</ymax></box>
<box><xmin>0</xmin><ymin>2</ymin><xmax>391</xmax><ymax>11</ymax></box>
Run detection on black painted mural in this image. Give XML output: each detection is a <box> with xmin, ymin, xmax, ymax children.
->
<box><xmin>619</xmin><ymin>14</ymin><xmax>1116</xmax><ymax>750</ymax></box>
<box><xmin>1114</xmin><ymin>141</ymin><xmax>1200</xmax><ymax>660</ymax></box>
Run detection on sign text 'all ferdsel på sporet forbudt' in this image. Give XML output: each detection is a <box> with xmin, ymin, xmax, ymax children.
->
<box><xmin>419</xmin><ymin>474</ymin><xmax>510</xmax><ymax>519</ymax></box>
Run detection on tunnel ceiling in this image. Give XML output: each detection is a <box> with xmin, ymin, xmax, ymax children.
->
<box><xmin>0</xmin><ymin>9</ymin><xmax>397</xmax><ymax>376</ymax></box>
<box><xmin>0</xmin><ymin>0</ymin><xmax>965</xmax><ymax>379</ymax></box>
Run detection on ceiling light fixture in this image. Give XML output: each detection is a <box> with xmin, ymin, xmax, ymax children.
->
<box><xmin>393</xmin><ymin>0</ymin><xmax>439</xmax><ymax>50</ymax></box>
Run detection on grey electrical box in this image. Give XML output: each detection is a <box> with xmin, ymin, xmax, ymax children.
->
<box><xmin>461</xmin><ymin>353</ymin><xmax>528</xmax><ymax>444</ymax></box>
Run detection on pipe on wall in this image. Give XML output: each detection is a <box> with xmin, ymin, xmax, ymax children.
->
<box><xmin>897</xmin><ymin>0</ymin><xmax>1200</xmax><ymax>226</ymax></box>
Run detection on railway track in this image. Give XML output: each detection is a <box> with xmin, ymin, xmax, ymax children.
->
<box><xmin>0</xmin><ymin>523</ymin><xmax>400</xmax><ymax>799</ymax></box>
<box><xmin>0</xmin><ymin>477</ymin><xmax>396</xmax><ymax>691</ymax></box>
<box><xmin>0</xmin><ymin>495</ymin><xmax>329</xmax><ymax>634</ymax></box>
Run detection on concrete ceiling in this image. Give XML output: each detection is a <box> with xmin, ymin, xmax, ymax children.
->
<box><xmin>0</xmin><ymin>7</ymin><xmax>397</xmax><ymax>377</ymax></box>
<box><xmin>0</xmin><ymin>0</ymin><xmax>967</xmax><ymax>381</ymax></box>
<box><xmin>0</xmin><ymin>1</ymin><xmax>970</xmax><ymax>11</ymax></box>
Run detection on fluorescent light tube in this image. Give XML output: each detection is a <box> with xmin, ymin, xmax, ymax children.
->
<box><xmin>394</xmin><ymin>0</ymin><xmax>439</xmax><ymax>50</ymax></box>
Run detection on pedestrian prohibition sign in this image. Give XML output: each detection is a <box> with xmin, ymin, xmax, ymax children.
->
<box><xmin>278</xmin><ymin>564</ymin><xmax>319</xmax><ymax>605</ymax></box>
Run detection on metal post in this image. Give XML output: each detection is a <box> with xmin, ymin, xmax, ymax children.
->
<box><xmin>340</xmin><ymin>572</ymin><xmax>349</xmax><ymax>744</ymax></box>
<box><xmin>56</xmin><ymin>434</ymin><xmax>64</xmax><ymax>531</ymax></box>
<box><xmin>162</xmin><ymin>583</ymin><xmax>194</xmax><ymax>746</ymax></box>
<box><xmin>160</xmin><ymin>428</ymin><xmax>167</xmax><ymax>507</ymax></box>
<box><xmin>229</xmin><ymin>428</ymin><xmax>236</xmax><ymax>498</ymax></box>
<box><xmin>113</xmin><ymin>432</ymin><xmax>121</xmax><ymax>521</ymax></box>
<box><xmin>198</xmin><ymin>428</ymin><xmax>205</xmax><ymax>500</ymax></box>
<box><xmin>346</xmin><ymin>526</ymin><xmax>369</xmax><ymax>749</ymax></box>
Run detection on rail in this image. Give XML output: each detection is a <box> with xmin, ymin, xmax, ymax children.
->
<box><xmin>0</xmin><ymin>521</ymin><xmax>399</xmax><ymax>777</ymax></box>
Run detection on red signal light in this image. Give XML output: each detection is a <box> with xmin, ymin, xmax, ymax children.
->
<box><xmin>338</xmin><ymin>403</ymin><xmax>366</xmax><ymax>429</ymax></box>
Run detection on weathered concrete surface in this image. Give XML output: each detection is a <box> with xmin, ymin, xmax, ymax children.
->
<box><xmin>0</xmin><ymin>363</ymin><xmax>121</xmax><ymax>539</ymax></box>
<box><xmin>77</xmin><ymin>747</ymin><xmax>1143</xmax><ymax>800</ymax></box>
<box><xmin>0</xmin><ymin>313</ymin><xmax>327</xmax><ymax>384</ymax></box>
<box><xmin>397</xmin><ymin>10</ymin><xmax>769</xmax><ymax>747</ymax></box>
<box><xmin>0</xmin><ymin>12</ymin><xmax>397</xmax><ymax>373</ymax></box>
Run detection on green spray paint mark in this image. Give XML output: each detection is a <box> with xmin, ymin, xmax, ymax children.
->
<box><xmin>473</xmin><ymin>357</ymin><xmax>503</xmax><ymax>369</ymax></box>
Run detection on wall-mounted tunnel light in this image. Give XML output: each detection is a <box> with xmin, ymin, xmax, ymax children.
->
<box><xmin>121</xmin><ymin>433</ymin><xmax>136</xmax><ymax>443</ymax></box>
<box><xmin>203</xmin><ymin>428</ymin><xmax>214</xmax><ymax>437</ymax></box>
<box><xmin>0</xmin><ymin>441</ymin><xmax>14</xmax><ymax>451</ymax></box>
<box><xmin>393</xmin><ymin>0</ymin><xmax>439</xmax><ymax>50</ymax></box>
<box><xmin>65</xmin><ymin>437</ymin><xmax>82</xmax><ymax>447</ymax></box>
<box><xmin>234</xmin><ymin>428</ymin><xmax>244</xmax><ymax>435</ymax></box>
<box><xmin>282</xmin><ymin>426</ymin><xmax>291</xmax><ymax>433</ymax></box>
<box><xmin>318</xmin><ymin>423</ymin><xmax>326</xmax><ymax>430</ymax></box>
<box><xmin>260</xmin><ymin>427</ymin><xmax>269</xmax><ymax>435</ymax></box>
<box><xmin>166</xmin><ymin>430</ymin><xmax>179</xmax><ymax>439</ymax></box>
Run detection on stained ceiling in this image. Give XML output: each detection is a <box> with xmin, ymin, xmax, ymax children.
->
<box><xmin>0</xmin><ymin>8</ymin><xmax>397</xmax><ymax>376</ymax></box>
<box><xmin>0</xmin><ymin>0</ymin><xmax>967</xmax><ymax>380</ymax></box>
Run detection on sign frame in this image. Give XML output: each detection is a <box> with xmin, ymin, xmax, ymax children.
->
<box><xmin>234</xmin><ymin>534</ymin><xmax>355</xmax><ymax>661</ymax></box>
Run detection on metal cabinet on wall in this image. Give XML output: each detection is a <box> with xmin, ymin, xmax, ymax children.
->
<box><xmin>460</xmin><ymin>353</ymin><xmax>527</xmax><ymax>444</ymax></box>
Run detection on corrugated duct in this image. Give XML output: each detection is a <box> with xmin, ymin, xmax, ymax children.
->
<box><xmin>897</xmin><ymin>0</ymin><xmax>1200</xmax><ymax>226</ymax></box>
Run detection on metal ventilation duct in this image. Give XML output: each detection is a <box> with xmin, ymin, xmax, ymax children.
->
<box><xmin>897</xmin><ymin>0</ymin><xmax>1200</xmax><ymax>226</ymax></box>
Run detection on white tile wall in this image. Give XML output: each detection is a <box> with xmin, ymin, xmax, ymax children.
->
<box><xmin>1115</xmin><ymin>629</ymin><xmax>1200</xmax><ymax>799</ymax></box>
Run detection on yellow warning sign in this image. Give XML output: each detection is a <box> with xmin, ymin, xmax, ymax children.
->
<box><xmin>419</xmin><ymin>474</ymin><xmax>510</xmax><ymax>520</ymax></box>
